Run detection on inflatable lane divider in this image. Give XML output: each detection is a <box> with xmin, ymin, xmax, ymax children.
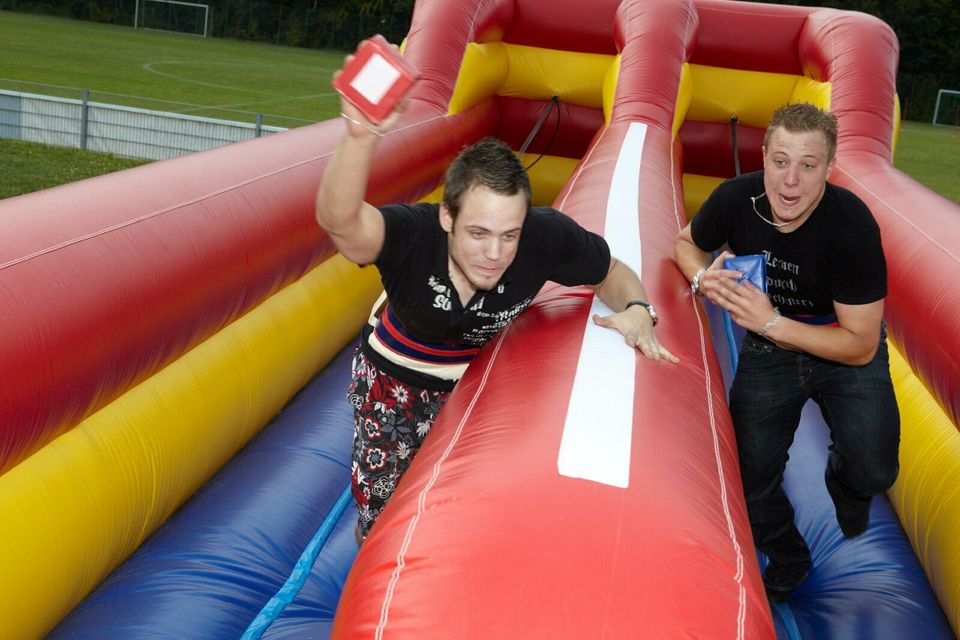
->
<box><xmin>720</xmin><ymin>308</ymin><xmax>804</xmax><ymax>639</ymax></box>
<box><xmin>373</xmin><ymin>327</ymin><xmax>512</xmax><ymax>638</ymax></box>
<box><xmin>241</xmin><ymin>484</ymin><xmax>354</xmax><ymax>640</ymax></box>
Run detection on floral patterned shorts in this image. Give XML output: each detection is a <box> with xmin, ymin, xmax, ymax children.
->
<box><xmin>347</xmin><ymin>346</ymin><xmax>450</xmax><ymax>537</ymax></box>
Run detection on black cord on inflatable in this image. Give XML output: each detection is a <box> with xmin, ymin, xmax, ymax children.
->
<box><xmin>523</xmin><ymin>95</ymin><xmax>561</xmax><ymax>172</ymax></box>
<box><xmin>730</xmin><ymin>114</ymin><xmax>741</xmax><ymax>176</ymax></box>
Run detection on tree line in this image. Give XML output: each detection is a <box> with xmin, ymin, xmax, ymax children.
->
<box><xmin>0</xmin><ymin>0</ymin><xmax>415</xmax><ymax>50</ymax></box>
<box><xmin>760</xmin><ymin>0</ymin><xmax>960</xmax><ymax>122</ymax></box>
<box><xmin>2</xmin><ymin>0</ymin><xmax>955</xmax><ymax>121</ymax></box>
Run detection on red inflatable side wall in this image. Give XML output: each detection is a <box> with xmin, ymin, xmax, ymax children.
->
<box><xmin>0</xmin><ymin>132</ymin><xmax>334</xmax><ymax>470</ymax></box>
<box><xmin>0</xmin><ymin>88</ymin><xmax>494</xmax><ymax>473</ymax></box>
<box><xmin>798</xmin><ymin>7</ymin><xmax>960</xmax><ymax>427</ymax></box>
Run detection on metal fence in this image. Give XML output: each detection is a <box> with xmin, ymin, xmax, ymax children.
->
<box><xmin>0</xmin><ymin>88</ymin><xmax>291</xmax><ymax>161</ymax></box>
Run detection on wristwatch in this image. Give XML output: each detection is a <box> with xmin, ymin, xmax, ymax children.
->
<box><xmin>625</xmin><ymin>300</ymin><xmax>658</xmax><ymax>326</ymax></box>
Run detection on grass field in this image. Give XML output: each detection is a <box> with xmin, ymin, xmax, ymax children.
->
<box><xmin>0</xmin><ymin>139</ymin><xmax>148</xmax><ymax>199</ymax></box>
<box><xmin>0</xmin><ymin>10</ymin><xmax>346</xmax><ymax>128</ymax></box>
<box><xmin>1</xmin><ymin>11</ymin><xmax>957</xmax><ymax>205</ymax></box>
<box><xmin>894</xmin><ymin>122</ymin><xmax>960</xmax><ymax>203</ymax></box>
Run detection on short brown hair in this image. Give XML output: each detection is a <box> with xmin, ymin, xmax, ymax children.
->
<box><xmin>764</xmin><ymin>103</ymin><xmax>838</xmax><ymax>161</ymax></box>
<box><xmin>442</xmin><ymin>138</ymin><xmax>531</xmax><ymax>221</ymax></box>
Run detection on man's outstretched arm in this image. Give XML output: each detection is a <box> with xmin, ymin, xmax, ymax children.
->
<box><xmin>590</xmin><ymin>258</ymin><xmax>678</xmax><ymax>363</ymax></box>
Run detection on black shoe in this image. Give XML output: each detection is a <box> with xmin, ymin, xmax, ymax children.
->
<box><xmin>837</xmin><ymin>505</ymin><xmax>869</xmax><ymax>538</ymax></box>
<box><xmin>825</xmin><ymin>468</ymin><xmax>870</xmax><ymax>538</ymax></box>
<box><xmin>763</xmin><ymin>561</ymin><xmax>810</xmax><ymax>603</ymax></box>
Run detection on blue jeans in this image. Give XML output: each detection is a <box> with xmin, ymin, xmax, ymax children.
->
<box><xmin>729</xmin><ymin>328</ymin><xmax>900</xmax><ymax>570</ymax></box>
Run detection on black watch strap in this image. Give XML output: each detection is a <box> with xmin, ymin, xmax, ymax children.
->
<box><xmin>624</xmin><ymin>299</ymin><xmax>658</xmax><ymax>325</ymax></box>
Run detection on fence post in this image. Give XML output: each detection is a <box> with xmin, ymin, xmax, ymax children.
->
<box><xmin>80</xmin><ymin>88</ymin><xmax>90</xmax><ymax>150</ymax></box>
<box><xmin>255</xmin><ymin>112</ymin><xmax>263</xmax><ymax>138</ymax></box>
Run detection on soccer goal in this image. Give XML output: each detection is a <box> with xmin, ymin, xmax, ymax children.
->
<box><xmin>932</xmin><ymin>89</ymin><xmax>960</xmax><ymax>127</ymax></box>
<box><xmin>134</xmin><ymin>0</ymin><xmax>211</xmax><ymax>37</ymax></box>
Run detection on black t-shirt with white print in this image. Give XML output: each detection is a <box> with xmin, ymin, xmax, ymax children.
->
<box><xmin>691</xmin><ymin>171</ymin><xmax>886</xmax><ymax>318</ymax></box>
<box><xmin>363</xmin><ymin>202</ymin><xmax>611</xmax><ymax>389</ymax></box>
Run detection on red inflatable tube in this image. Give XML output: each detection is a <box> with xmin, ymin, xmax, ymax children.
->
<box><xmin>0</xmin><ymin>129</ymin><xmax>338</xmax><ymax>470</ymax></box>
<box><xmin>0</xmin><ymin>95</ymin><xmax>495</xmax><ymax>472</ymax></box>
<box><xmin>799</xmin><ymin>9</ymin><xmax>960</xmax><ymax>427</ymax></box>
<box><xmin>691</xmin><ymin>0</ymin><xmax>809</xmax><ymax>74</ymax></box>
<box><xmin>832</xmin><ymin>161</ymin><xmax>960</xmax><ymax>428</ymax></box>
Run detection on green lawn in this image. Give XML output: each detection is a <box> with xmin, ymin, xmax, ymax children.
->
<box><xmin>894</xmin><ymin>122</ymin><xmax>960</xmax><ymax>204</ymax></box>
<box><xmin>1</xmin><ymin>11</ymin><xmax>957</xmax><ymax>205</ymax></box>
<box><xmin>0</xmin><ymin>139</ymin><xmax>148</xmax><ymax>199</ymax></box>
<box><xmin>0</xmin><ymin>10</ymin><xmax>345</xmax><ymax>127</ymax></box>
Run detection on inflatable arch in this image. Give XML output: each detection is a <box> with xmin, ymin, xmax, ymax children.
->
<box><xmin>1</xmin><ymin>0</ymin><xmax>959</xmax><ymax>638</ymax></box>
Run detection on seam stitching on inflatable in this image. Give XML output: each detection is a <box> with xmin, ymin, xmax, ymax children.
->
<box><xmin>0</xmin><ymin>117</ymin><xmax>442</xmax><ymax>273</ymax></box>
<box><xmin>835</xmin><ymin>165</ymin><xmax>960</xmax><ymax>264</ymax></box>
<box><xmin>670</xmin><ymin>136</ymin><xmax>747</xmax><ymax>639</ymax></box>
<box><xmin>0</xmin><ymin>156</ymin><xmax>329</xmax><ymax>272</ymax></box>
<box><xmin>375</xmin><ymin>325</ymin><xmax>509</xmax><ymax>638</ymax></box>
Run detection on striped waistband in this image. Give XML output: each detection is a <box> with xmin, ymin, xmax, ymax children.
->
<box><xmin>373</xmin><ymin>305</ymin><xmax>480</xmax><ymax>365</ymax></box>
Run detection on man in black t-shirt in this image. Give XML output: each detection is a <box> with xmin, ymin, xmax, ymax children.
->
<box><xmin>674</xmin><ymin>103</ymin><xmax>899</xmax><ymax>602</ymax></box>
<box><xmin>317</xmin><ymin>51</ymin><xmax>677</xmax><ymax>541</ymax></box>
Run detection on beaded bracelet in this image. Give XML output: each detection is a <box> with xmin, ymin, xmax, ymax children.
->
<box><xmin>690</xmin><ymin>267</ymin><xmax>706</xmax><ymax>297</ymax></box>
<box><xmin>758</xmin><ymin>307</ymin><xmax>782</xmax><ymax>337</ymax></box>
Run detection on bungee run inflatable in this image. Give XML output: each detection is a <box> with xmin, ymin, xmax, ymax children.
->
<box><xmin>2</xmin><ymin>0</ymin><xmax>959</xmax><ymax>638</ymax></box>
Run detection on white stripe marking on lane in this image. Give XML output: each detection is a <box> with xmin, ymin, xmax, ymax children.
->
<box><xmin>558</xmin><ymin>122</ymin><xmax>647</xmax><ymax>488</ymax></box>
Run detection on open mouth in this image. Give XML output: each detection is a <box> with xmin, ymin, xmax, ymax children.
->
<box><xmin>779</xmin><ymin>194</ymin><xmax>801</xmax><ymax>207</ymax></box>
